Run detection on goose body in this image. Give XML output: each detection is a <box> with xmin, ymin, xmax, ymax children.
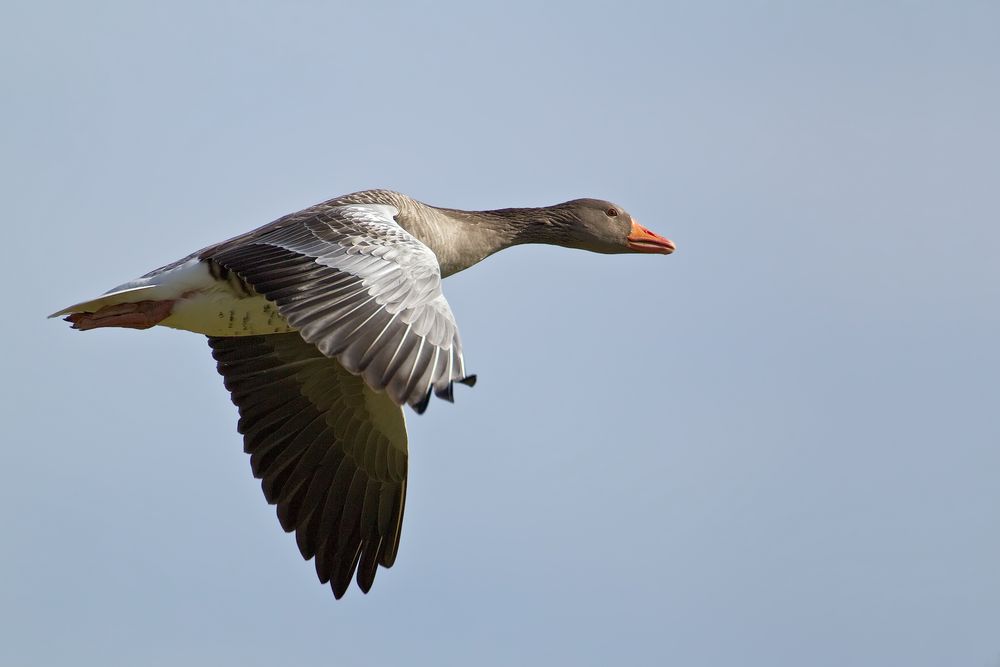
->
<box><xmin>52</xmin><ymin>189</ymin><xmax>675</xmax><ymax>598</ymax></box>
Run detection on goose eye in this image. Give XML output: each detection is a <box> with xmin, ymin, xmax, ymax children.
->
<box><xmin>605</xmin><ymin>207</ymin><xmax>618</xmax><ymax>217</ymax></box>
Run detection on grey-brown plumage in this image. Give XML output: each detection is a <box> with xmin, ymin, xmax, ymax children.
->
<box><xmin>204</xmin><ymin>202</ymin><xmax>471</xmax><ymax>411</ymax></box>
<box><xmin>52</xmin><ymin>188</ymin><xmax>675</xmax><ymax>599</ymax></box>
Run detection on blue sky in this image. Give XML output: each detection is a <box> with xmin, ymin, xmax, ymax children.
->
<box><xmin>3</xmin><ymin>1</ymin><xmax>999</xmax><ymax>665</ymax></box>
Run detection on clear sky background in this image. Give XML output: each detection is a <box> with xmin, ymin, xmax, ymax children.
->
<box><xmin>2</xmin><ymin>1</ymin><xmax>998</xmax><ymax>665</ymax></box>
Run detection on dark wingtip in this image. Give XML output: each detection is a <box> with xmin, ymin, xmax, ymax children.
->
<box><xmin>412</xmin><ymin>375</ymin><xmax>476</xmax><ymax>413</ymax></box>
<box><xmin>356</xmin><ymin>569</ymin><xmax>376</xmax><ymax>594</ymax></box>
<box><xmin>331</xmin><ymin>582</ymin><xmax>347</xmax><ymax>599</ymax></box>
<box><xmin>412</xmin><ymin>389</ymin><xmax>432</xmax><ymax>414</ymax></box>
<box><xmin>434</xmin><ymin>382</ymin><xmax>455</xmax><ymax>403</ymax></box>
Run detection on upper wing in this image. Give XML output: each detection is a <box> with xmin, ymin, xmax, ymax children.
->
<box><xmin>204</xmin><ymin>203</ymin><xmax>474</xmax><ymax>412</ymax></box>
<box><xmin>209</xmin><ymin>332</ymin><xmax>407</xmax><ymax>598</ymax></box>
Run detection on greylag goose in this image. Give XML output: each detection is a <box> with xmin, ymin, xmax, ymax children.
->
<box><xmin>51</xmin><ymin>189</ymin><xmax>675</xmax><ymax>598</ymax></box>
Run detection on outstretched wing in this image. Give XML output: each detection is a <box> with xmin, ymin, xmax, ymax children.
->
<box><xmin>209</xmin><ymin>333</ymin><xmax>407</xmax><ymax>598</ymax></box>
<box><xmin>204</xmin><ymin>203</ymin><xmax>474</xmax><ymax>412</ymax></box>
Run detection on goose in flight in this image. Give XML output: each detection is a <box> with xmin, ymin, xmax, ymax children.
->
<box><xmin>51</xmin><ymin>189</ymin><xmax>675</xmax><ymax>598</ymax></box>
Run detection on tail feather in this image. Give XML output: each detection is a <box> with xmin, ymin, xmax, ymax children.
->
<box><xmin>48</xmin><ymin>285</ymin><xmax>160</xmax><ymax>318</ymax></box>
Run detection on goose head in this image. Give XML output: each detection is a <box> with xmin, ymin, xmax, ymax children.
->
<box><xmin>554</xmin><ymin>199</ymin><xmax>676</xmax><ymax>255</ymax></box>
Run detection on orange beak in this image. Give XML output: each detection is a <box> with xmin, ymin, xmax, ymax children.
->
<box><xmin>627</xmin><ymin>220</ymin><xmax>675</xmax><ymax>254</ymax></box>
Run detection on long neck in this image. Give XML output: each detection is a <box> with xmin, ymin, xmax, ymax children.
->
<box><xmin>405</xmin><ymin>204</ymin><xmax>579</xmax><ymax>277</ymax></box>
<box><xmin>331</xmin><ymin>190</ymin><xmax>579</xmax><ymax>277</ymax></box>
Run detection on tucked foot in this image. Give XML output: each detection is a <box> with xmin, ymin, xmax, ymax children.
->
<box><xmin>65</xmin><ymin>300</ymin><xmax>175</xmax><ymax>331</ymax></box>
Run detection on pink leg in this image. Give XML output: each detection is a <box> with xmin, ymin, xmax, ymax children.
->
<box><xmin>66</xmin><ymin>300</ymin><xmax>175</xmax><ymax>331</ymax></box>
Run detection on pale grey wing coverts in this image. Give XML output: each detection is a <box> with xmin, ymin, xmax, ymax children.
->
<box><xmin>208</xmin><ymin>333</ymin><xmax>408</xmax><ymax>598</ymax></box>
<box><xmin>204</xmin><ymin>203</ymin><xmax>473</xmax><ymax>412</ymax></box>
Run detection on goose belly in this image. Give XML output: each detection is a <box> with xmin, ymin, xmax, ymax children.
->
<box><xmin>129</xmin><ymin>257</ymin><xmax>295</xmax><ymax>337</ymax></box>
<box><xmin>162</xmin><ymin>289</ymin><xmax>295</xmax><ymax>336</ymax></box>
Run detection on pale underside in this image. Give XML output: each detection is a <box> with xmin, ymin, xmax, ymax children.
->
<box><xmin>51</xmin><ymin>257</ymin><xmax>297</xmax><ymax>337</ymax></box>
